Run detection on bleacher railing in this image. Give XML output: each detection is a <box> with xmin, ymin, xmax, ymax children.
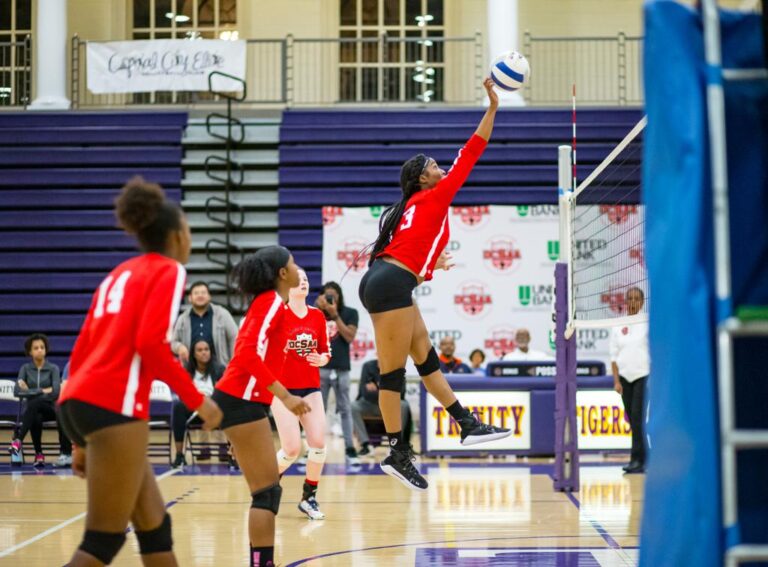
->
<box><xmin>70</xmin><ymin>33</ymin><xmax>643</xmax><ymax>108</ymax></box>
<box><xmin>0</xmin><ymin>35</ymin><xmax>31</xmax><ymax>107</ymax></box>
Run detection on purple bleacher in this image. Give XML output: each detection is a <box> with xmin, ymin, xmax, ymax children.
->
<box><xmin>0</xmin><ymin>111</ymin><xmax>187</xmax><ymax>379</ymax></box>
<box><xmin>277</xmin><ymin>108</ymin><xmax>644</xmax><ymax>270</ymax></box>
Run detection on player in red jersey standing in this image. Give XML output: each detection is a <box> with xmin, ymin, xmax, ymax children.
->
<box><xmin>272</xmin><ymin>268</ymin><xmax>331</xmax><ymax>520</ymax></box>
<box><xmin>358</xmin><ymin>79</ymin><xmax>511</xmax><ymax>491</ymax></box>
<box><xmin>57</xmin><ymin>178</ymin><xmax>222</xmax><ymax>567</ymax></box>
<box><xmin>212</xmin><ymin>246</ymin><xmax>311</xmax><ymax>567</ymax></box>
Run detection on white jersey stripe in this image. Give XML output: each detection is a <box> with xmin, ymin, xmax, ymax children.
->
<box><xmin>241</xmin><ymin>293</ymin><xmax>283</xmax><ymax>399</ymax></box>
<box><xmin>121</xmin><ymin>353</ymin><xmax>141</xmax><ymax>416</ymax></box>
<box><xmin>167</xmin><ymin>263</ymin><xmax>187</xmax><ymax>341</ymax></box>
<box><xmin>243</xmin><ymin>376</ymin><xmax>258</xmax><ymax>400</ymax></box>
<box><xmin>419</xmin><ymin>214</ymin><xmax>448</xmax><ymax>277</ymax></box>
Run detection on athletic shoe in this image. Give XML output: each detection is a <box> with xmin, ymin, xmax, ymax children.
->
<box><xmin>172</xmin><ymin>453</ymin><xmax>187</xmax><ymax>469</ymax></box>
<box><xmin>380</xmin><ymin>447</ymin><xmax>428</xmax><ymax>492</ymax></box>
<box><xmin>228</xmin><ymin>455</ymin><xmax>240</xmax><ymax>472</ymax></box>
<box><xmin>358</xmin><ymin>443</ymin><xmax>373</xmax><ymax>457</ymax></box>
<box><xmin>53</xmin><ymin>454</ymin><xmax>72</xmax><ymax>468</ymax></box>
<box><xmin>345</xmin><ymin>447</ymin><xmax>361</xmax><ymax>465</ymax></box>
<box><xmin>459</xmin><ymin>416</ymin><xmax>512</xmax><ymax>446</ymax></box>
<box><xmin>298</xmin><ymin>496</ymin><xmax>326</xmax><ymax>520</ymax></box>
<box><xmin>8</xmin><ymin>439</ymin><xmax>21</xmax><ymax>457</ymax></box>
<box><xmin>33</xmin><ymin>454</ymin><xmax>45</xmax><ymax>468</ymax></box>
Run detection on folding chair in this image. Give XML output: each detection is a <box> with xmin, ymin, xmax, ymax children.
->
<box><xmin>148</xmin><ymin>381</ymin><xmax>173</xmax><ymax>465</ymax></box>
<box><xmin>0</xmin><ymin>380</ymin><xmax>20</xmax><ymax>463</ymax></box>
<box><xmin>183</xmin><ymin>411</ymin><xmax>228</xmax><ymax>466</ymax></box>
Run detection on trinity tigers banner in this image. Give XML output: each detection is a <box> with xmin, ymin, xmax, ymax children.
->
<box><xmin>321</xmin><ymin>205</ymin><xmax>646</xmax><ymax>377</ymax></box>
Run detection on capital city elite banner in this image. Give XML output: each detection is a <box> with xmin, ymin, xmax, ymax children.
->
<box><xmin>321</xmin><ymin>205</ymin><xmax>646</xmax><ymax>378</ymax></box>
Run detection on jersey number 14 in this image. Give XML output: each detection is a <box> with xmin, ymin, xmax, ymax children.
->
<box><xmin>94</xmin><ymin>271</ymin><xmax>132</xmax><ymax>318</ymax></box>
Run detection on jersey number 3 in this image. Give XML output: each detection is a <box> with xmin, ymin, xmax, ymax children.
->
<box><xmin>400</xmin><ymin>205</ymin><xmax>416</xmax><ymax>230</ymax></box>
<box><xmin>94</xmin><ymin>271</ymin><xmax>132</xmax><ymax>318</ymax></box>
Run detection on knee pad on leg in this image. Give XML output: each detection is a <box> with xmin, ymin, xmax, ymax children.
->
<box><xmin>415</xmin><ymin>347</ymin><xmax>440</xmax><ymax>377</ymax></box>
<box><xmin>276</xmin><ymin>448</ymin><xmax>297</xmax><ymax>469</ymax></box>
<box><xmin>307</xmin><ymin>446</ymin><xmax>326</xmax><ymax>464</ymax></box>
<box><xmin>79</xmin><ymin>529</ymin><xmax>127</xmax><ymax>565</ymax></box>
<box><xmin>379</xmin><ymin>368</ymin><xmax>406</xmax><ymax>392</ymax></box>
<box><xmin>251</xmin><ymin>483</ymin><xmax>282</xmax><ymax>515</ymax></box>
<box><xmin>135</xmin><ymin>513</ymin><xmax>173</xmax><ymax>555</ymax></box>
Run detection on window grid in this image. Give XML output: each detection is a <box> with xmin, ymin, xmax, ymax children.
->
<box><xmin>0</xmin><ymin>0</ymin><xmax>32</xmax><ymax>106</ymax></box>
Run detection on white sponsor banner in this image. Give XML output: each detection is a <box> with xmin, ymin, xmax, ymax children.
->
<box><xmin>425</xmin><ymin>391</ymin><xmax>530</xmax><ymax>451</ymax></box>
<box><xmin>576</xmin><ymin>390</ymin><xmax>632</xmax><ymax>449</ymax></box>
<box><xmin>87</xmin><ymin>39</ymin><xmax>246</xmax><ymax>93</ymax></box>
<box><xmin>321</xmin><ymin>205</ymin><xmax>637</xmax><ymax>377</ymax></box>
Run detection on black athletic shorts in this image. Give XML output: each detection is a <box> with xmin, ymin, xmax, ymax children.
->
<box><xmin>212</xmin><ymin>389</ymin><xmax>270</xmax><ymax>430</ymax></box>
<box><xmin>287</xmin><ymin>387</ymin><xmax>320</xmax><ymax>398</ymax></box>
<box><xmin>359</xmin><ymin>259</ymin><xmax>418</xmax><ymax>314</ymax></box>
<box><xmin>57</xmin><ymin>400</ymin><xmax>139</xmax><ymax>448</ymax></box>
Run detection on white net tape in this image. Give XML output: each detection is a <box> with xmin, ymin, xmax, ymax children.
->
<box><xmin>568</xmin><ymin>117</ymin><xmax>648</xmax><ymax>328</ymax></box>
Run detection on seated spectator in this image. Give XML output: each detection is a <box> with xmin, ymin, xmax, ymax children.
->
<box><xmin>438</xmin><ymin>336</ymin><xmax>473</xmax><ymax>374</ymax></box>
<box><xmin>351</xmin><ymin>359</ymin><xmax>411</xmax><ymax>457</ymax></box>
<box><xmin>502</xmin><ymin>329</ymin><xmax>553</xmax><ymax>361</ymax></box>
<box><xmin>171</xmin><ymin>339</ymin><xmax>225</xmax><ymax>468</ymax></box>
<box><xmin>469</xmin><ymin>349</ymin><xmax>486</xmax><ymax>373</ymax></box>
<box><xmin>8</xmin><ymin>334</ymin><xmax>71</xmax><ymax>468</ymax></box>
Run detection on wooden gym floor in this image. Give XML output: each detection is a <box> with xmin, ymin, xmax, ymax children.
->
<box><xmin>0</xmin><ymin>435</ymin><xmax>641</xmax><ymax>566</ymax></box>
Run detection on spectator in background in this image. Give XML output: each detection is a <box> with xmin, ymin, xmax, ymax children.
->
<box><xmin>315</xmin><ymin>281</ymin><xmax>360</xmax><ymax>464</ymax></box>
<box><xmin>171</xmin><ymin>339</ymin><xmax>225</xmax><ymax>468</ymax></box>
<box><xmin>172</xmin><ymin>281</ymin><xmax>238</xmax><ymax>366</ymax></box>
<box><xmin>351</xmin><ymin>359</ymin><xmax>411</xmax><ymax>457</ymax></box>
<box><xmin>8</xmin><ymin>334</ymin><xmax>71</xmax><ymax>468</ymax></box>
<box><xmin>438</xmin><ymin>336</ymin><xmax>473</xmax><ymax>374</ymax></box>
<box><xmin>502</xmin><ymin>329</ymin><xmax>552</xmax><ymax>361</ymax></box>
<box><xmin>469</xmin><ymin>349</ymin><xmax>486</xmax><ymax>373</ymax></box>
<box><xmin>610</xmin><ymin>287</ymin><xmax>649</xmax><ymax>474</ymax></box>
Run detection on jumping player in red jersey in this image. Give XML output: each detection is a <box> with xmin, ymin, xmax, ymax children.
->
<box><xmin>212</xmin><ymin>246</ymin><xmax>311</xmax><ymax>567</ymax></box>
<box><xmin>358</xmin><ymin>78</ymin><xmax>511</xmax><ymax>491</ymax></box>
<box><xmin>272</xmin><ymin>268</ymin><xmax>331</xmax><ymax>520</ymax></box>
<box><xmin>57</xmin><ymin>178</ymin><xmax>222</xmax><ymax>567</ymax></box>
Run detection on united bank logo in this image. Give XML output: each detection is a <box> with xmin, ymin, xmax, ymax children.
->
<box><xmin>484</xmin><ymin>326</ymin><xmax>517</xmax><ymax>358</ymax></box>
<box><xmin>369</xmin><ymin>206</ymin><xmax>384</xmax><ymax>219</ymax></box>
<box><xmin>547</xmin><ymin>240</ymin><xmax>560</xmax><ymax>261</ymax></box>
<box><xmin>322</xmin><ymin>206</ymin><xmax>344</xmax><ymax>227</ymax></box>
<box><xmin>482</xmin><ymin>237</ymin><xmax>522</xmax><ymax>273</ymax></box>
<box><xmin>454</xmin><ymin>282</ymin><xmax>493</xmax><ymax>318</ymax></box>
<box><xmin>350</xmin><ymin>330</ymin><xmax>375</xmax><ymax>362</ymax></box>
<box><xmin>518</xmin><ymin>284</ymin><xmax>554</xmax><ymax>307</ymax></box>
<box><xmin>451</xmin><ymin>205</ymin><xmax>491</xmax><ymax>228</ymax></box>
<box><xmin>600</xmin><ymin>204</ymin><xmax>638</xmax><ymax>225</ymax></box>
<box><xmin>517</xmin><ymin>205</ymin><xmax>558</xmax><ymax>218</ymax></box>
<box><xmin>575</xmin><ymin>239</ymin><xmax>608</xmax><ymax>261</ymax></box>
<box><xmin>336</xmin><ymin>238</ymin><xmax>370</xmax><ymax>273</ymax></box>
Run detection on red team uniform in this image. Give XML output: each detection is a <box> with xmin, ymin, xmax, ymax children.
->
<box><xmin>378</xmin><ymin>134</ymin><xmax>488</xmax><ymax>280</ymax></box>
<box><xmin>215</xmin><ymin>290</ymin><xmax>286</xmax><ymax>405</ymax></box>
<box><xmin>280</xmin><ymin>306</ymin><xmax>330</xmax><ymax>390</ymax></box>
<box><xmin>59</xmin><ymin>253</ymin><xmax>203</xmax><ymax>418</ymax></box>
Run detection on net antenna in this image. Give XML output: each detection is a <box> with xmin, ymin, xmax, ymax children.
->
<box><xmin>561</xmin><ymin>116</ymin><xmax>648</xmax><ymax>339</ymax></box>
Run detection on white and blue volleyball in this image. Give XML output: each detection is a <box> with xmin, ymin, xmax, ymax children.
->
<box><xmin>490</xmin><ymin>51</ymin><xmax>530</xmax><ymax>91</ymax></box>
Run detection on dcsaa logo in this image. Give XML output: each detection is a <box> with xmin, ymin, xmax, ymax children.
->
<box><xmin>600</xmin><ymin>205</ymin><xmax>638</xmax><ymax>225</ymax></box>
<box><xmin>322</xmin><ymin>206</ymin><xmax>344</xmax><ymax>228</ymax></box>
<box><xmin>629</xmin><ymin>245</ymin><xmax>644</xmax><ymax>267</ymax></box>
<box><xmin>451</xmin><ymin>205</ymin><xmax>490</xmax><ymax>229</ymax></box>
<box><xmin>484</xmin><ymin>326</ymin><xmax>517</xmax><ymax>358</ymax></box>
<box><xmin>350</xmin><ymin>330</ymin><xmax>375</xmax><ymax>362</ymax></box>
<box><xmin>600</xmin><ymin>285</ymin><xmax>628</xmax><ymax>315</ymax></box>
<box><xmin>288</xmin><ymin>333</ymin><xmax>317</xmax><ymax>356</ymax></box>
<box><xmin>482</xmin><ymin>237</ymin><xmax>522</xmax><ymax>273</ymax></box>
<box><xmin>454</xmin><ymin>282</ymin><xmax>493</xmax><ymax>319</ymax></box>
<box><xmin>336</xmin><ymin>239</ymin><xmax>370</xmax><ymax>273</ymax></box>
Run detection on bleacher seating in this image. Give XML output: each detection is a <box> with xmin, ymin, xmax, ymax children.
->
<box><xmin>277</xmin><ymin>108</ymin><xmax>644</xmax><ymax>289</ymax></box>
<box><xmin>0</xmin><ymin>112</ymin><xmax>187</xmax><ymax>380</ymax></box>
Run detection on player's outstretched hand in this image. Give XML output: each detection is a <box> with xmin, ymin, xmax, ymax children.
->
<box><xmin>72</xmin><ymin>445</ymin><xmax>86</xmax><ymax>479</ymax></box>
<box><xmin>284</xmin><ymin>394</ymin><xmax>312</xmax><ymax>416</ymax></box>
<box><xmin>197</xmin><ymin>396</ymin><xmax>223</xmax><ymax>430</ymax></box>
<box><xmin>484</xmin><ymin>77</ymin><xmax>499</xmax><ymax>108</ymax></box>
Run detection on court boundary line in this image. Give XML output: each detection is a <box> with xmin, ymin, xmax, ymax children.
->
<box><xmin>0</xmin><ymin>467</ymin><xmax>178</xmax><ymax>559</ymax></box>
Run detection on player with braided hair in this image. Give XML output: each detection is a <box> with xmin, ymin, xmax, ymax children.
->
<box><xmin>359</xmin><ymin>78</ymin><xmax>511</xmax><ymax>491</ymax></box>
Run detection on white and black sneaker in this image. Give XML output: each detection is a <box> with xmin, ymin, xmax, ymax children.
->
<box><xmin>459</xmin><ymin>417</ymin><xmax>512</xmax><ymax>446</ymax></box>
<box><xmin>298</xmin><ymin>496</ymin><xmax>326</xmax><ymax>520</ymax></box>
<box><xmin>380</xmin><ymin>447</ymin><xmax>428</xmax><ymax>492</ymax></box>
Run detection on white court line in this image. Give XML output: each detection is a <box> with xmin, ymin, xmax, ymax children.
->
<box><xmin>0</xmin><ymin>468</ymin><xmax>179</xmax><ymax>558</ymax></box>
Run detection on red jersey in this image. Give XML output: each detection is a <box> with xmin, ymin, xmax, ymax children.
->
<box><xmin>379</xmin><ymin>134</ymin><xmax>487</xmax><ymax>281</ymax></box>
<box><xmin>215</xmin><ymin>290</ymin><xmax>285</xmax><ymax>405</ymax></box>
<box><xmin>281</xmin><ymin>306</ymin><xmax>330</xmax><ymax>390</ymax></box>
<box><xmin>59</xmin><ymin>253</ymin><xmax>203</xmax><ymax>419</ymax></box>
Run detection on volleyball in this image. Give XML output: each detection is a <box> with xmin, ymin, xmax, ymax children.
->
<box><xmin>490</xmin><ymin>51</ymin><xmax>530</xmax><ymax>91</ymax></box>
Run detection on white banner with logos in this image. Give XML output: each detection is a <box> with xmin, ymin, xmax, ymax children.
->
<box><xmin>576</xmin><ymin>390</ymin><xmax>632</xmax><ymax>449</ymax></box>
<box><xmin>321</xmin><ymin>205</ymin><xmax>646</xmax><ymax>377</ymax></box>
<box><xmin>86</xmin><ymin>39</ymin><xmax>246</xmax><ymax>93</ymax></box>
<box><xmin>424</xmin><ymin>391</ymin><xmax>531</xmax><ymax>451</ymax></box>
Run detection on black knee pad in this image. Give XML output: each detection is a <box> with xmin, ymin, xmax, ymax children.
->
<box><xmin>135</xmin><ymin>513</ymin><xmax>173</xmax><ymax>555</ymax></box>
<box><xmin>415</xmin><ymin>347</ymin><xmax>440</xmax><ymax>377</ymax></box>
<box><xmin>79</xmin><ymin>529</ymin><xmax>127</xmax><ymax>565</ymax></box>
<box><xmin>251</xmin><ymin>483</ymin><xmax>282</xmax><ymax>515</ymax></box>
<box><xmin>379</xmin><ymin>368</ymin><xmax>406</xmax><ymax>392</ymax></box>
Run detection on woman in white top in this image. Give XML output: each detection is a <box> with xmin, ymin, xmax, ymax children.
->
<box><xmin>610</xmin><ymin>287</ymin><xmax>650</xmax><ymax>474</ymax></box>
